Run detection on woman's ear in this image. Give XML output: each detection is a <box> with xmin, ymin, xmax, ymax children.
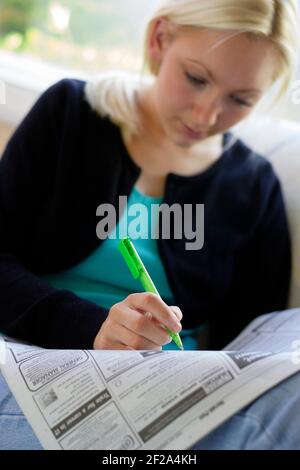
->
<box><xmin>148</xmin><ymin>17</ymin><xmax>175</xmax><ymax>72</ymax></box>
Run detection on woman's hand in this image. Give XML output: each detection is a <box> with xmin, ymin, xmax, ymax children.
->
<box><xmin>93</xmin><ymin>292</ymin><xmax>182</xmax><ymax>350</ymax></box>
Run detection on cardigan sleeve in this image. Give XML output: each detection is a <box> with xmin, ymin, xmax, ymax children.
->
<box><xmin>0</xmin><ymin>80</ymin><xmax>109</xmax><ymax>349</ymax></box>
<box><xmin>209</xmin><ymin>162</ymin><xmax>292</xmax><ymax>349</ymax></box>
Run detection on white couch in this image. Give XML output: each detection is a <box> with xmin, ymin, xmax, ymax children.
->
<box><xmin>233</xmin><ymin>116</ymin><xmax>300</xmax><ymax>309</ymax></box>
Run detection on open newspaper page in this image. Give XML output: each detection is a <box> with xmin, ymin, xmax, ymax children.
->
<box><xmin>1</xmin><ymin>308</ymin><xmax>300</xmax><ymax>450</ymax></box>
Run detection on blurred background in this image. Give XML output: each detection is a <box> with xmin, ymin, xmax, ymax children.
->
<box><xmin>0</xmin><ymin>0</ymin><xmax>299</xmax><ymax>153</ymax></box>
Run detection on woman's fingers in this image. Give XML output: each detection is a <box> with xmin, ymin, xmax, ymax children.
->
<box><xmin>107</xmin><ymin>319</ymin><xmax>163</xmax><ymax>350</ymax></box>
<box><xmin>126</xmin><ymin>293</ymin><xmax>182</xmax><ymax>333</ymax></box>
<box><xmin>117</xmin><ymin>306</ymin><xmax>172</xmax><ymax>347</ymax></box>
<box><xmin>169</xmin><ymin>306</ymin><xmax>183</xmax><ymax>322</ymax></box>
<box><xmin>93</xmin><ymin>293</ymin><xmax>183</xmax><ymax>350</ymax></box>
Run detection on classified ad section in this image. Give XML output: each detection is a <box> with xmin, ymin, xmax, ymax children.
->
<box><xmin>1</xmin><ymin>309</ymin><xmax>300</xmax><ymax>450</ymax></box>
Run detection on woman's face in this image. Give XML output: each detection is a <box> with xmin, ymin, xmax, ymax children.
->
<box><xmin>148</xmin><ymin>22</ymin><xmax>279</xmax><ymax>148</ymax></box>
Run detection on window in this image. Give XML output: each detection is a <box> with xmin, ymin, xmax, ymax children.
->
<box><xmin>0</xmin><ymin>0</ymin><xmax>161</xmax><ymax>126</ymax></box>
<box><xmin>0</xmin><ymin>0</ymin><xmax>159</xmax><ymax>74</ymax></box>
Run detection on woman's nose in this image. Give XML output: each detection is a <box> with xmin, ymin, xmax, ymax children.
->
<box><xmin>192</xmin><ymin>94</ymin><xmax>222</xmax><ymax>129</ymax></box>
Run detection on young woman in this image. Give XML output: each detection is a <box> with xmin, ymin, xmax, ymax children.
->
<box><xmin>0</xmin><ymin>0</ymin><xmax>299</xmax><ymax>449</ymax></box>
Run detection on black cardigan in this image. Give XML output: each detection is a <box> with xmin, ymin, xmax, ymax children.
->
<box><xmin>0</xmin><ymin>79</ymin><xmax>291</xmax><ymax>349</ymax></box>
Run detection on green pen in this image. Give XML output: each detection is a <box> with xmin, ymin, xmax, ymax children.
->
<box><xmin>118</xmin><ymin>236</ymin><xmax>184</xmax><ymax>350</ymax></box>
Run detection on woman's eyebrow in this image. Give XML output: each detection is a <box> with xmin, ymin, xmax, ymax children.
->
<box><xmin>186</xmin><ymin>59</ymin><xmax>262</xmax><ymax>94</ymax></box>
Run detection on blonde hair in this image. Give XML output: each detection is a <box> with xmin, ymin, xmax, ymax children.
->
<box><xmin>85</xmin><ymin>0</ymin><xmax>300</xmax><ymax>140</ymax></box>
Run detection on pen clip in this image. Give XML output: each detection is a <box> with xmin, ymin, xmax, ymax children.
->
<box><xmin>118</xmin><ymin>237</ymin><xmax>140</xmax><ymax>279</ymax></box>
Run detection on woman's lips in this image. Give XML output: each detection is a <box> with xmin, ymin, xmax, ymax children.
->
<box><xmin>181</xmin><ymin>122</ymin><xmax>206</xmax><ymax>139</ymax></box>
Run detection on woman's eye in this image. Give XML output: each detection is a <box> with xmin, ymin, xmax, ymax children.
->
<box><xmin>185</xmin><ymin>72</ymin><xmax>206</xmax><ymax>86</ymax></box>
<box><xmin>231</xmin><ymin>96</ymin><xmax>252</xmax><ymax>107</ymax></box>
<box><xmin>186</xmin><ymin>72</ymin><xmax>252</xmax><ymax>108</ymax></box>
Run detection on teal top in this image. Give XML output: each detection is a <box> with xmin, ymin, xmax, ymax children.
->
<box><xmin>42</xmin><ymin>186</ymin><xmax>204</xmax><ymax>350</ymax></box>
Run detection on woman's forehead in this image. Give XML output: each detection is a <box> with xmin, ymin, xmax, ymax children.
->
<box><xmin>174</xmin><ymin>28</ymin><xmax>278</xmax><ymax>89</ymax></box>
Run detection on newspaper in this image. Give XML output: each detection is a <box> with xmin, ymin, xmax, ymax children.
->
<box><xmin>1</xmin><ymin>308</ymin><xmax>300</xmax><ymax>450</ymax></box>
